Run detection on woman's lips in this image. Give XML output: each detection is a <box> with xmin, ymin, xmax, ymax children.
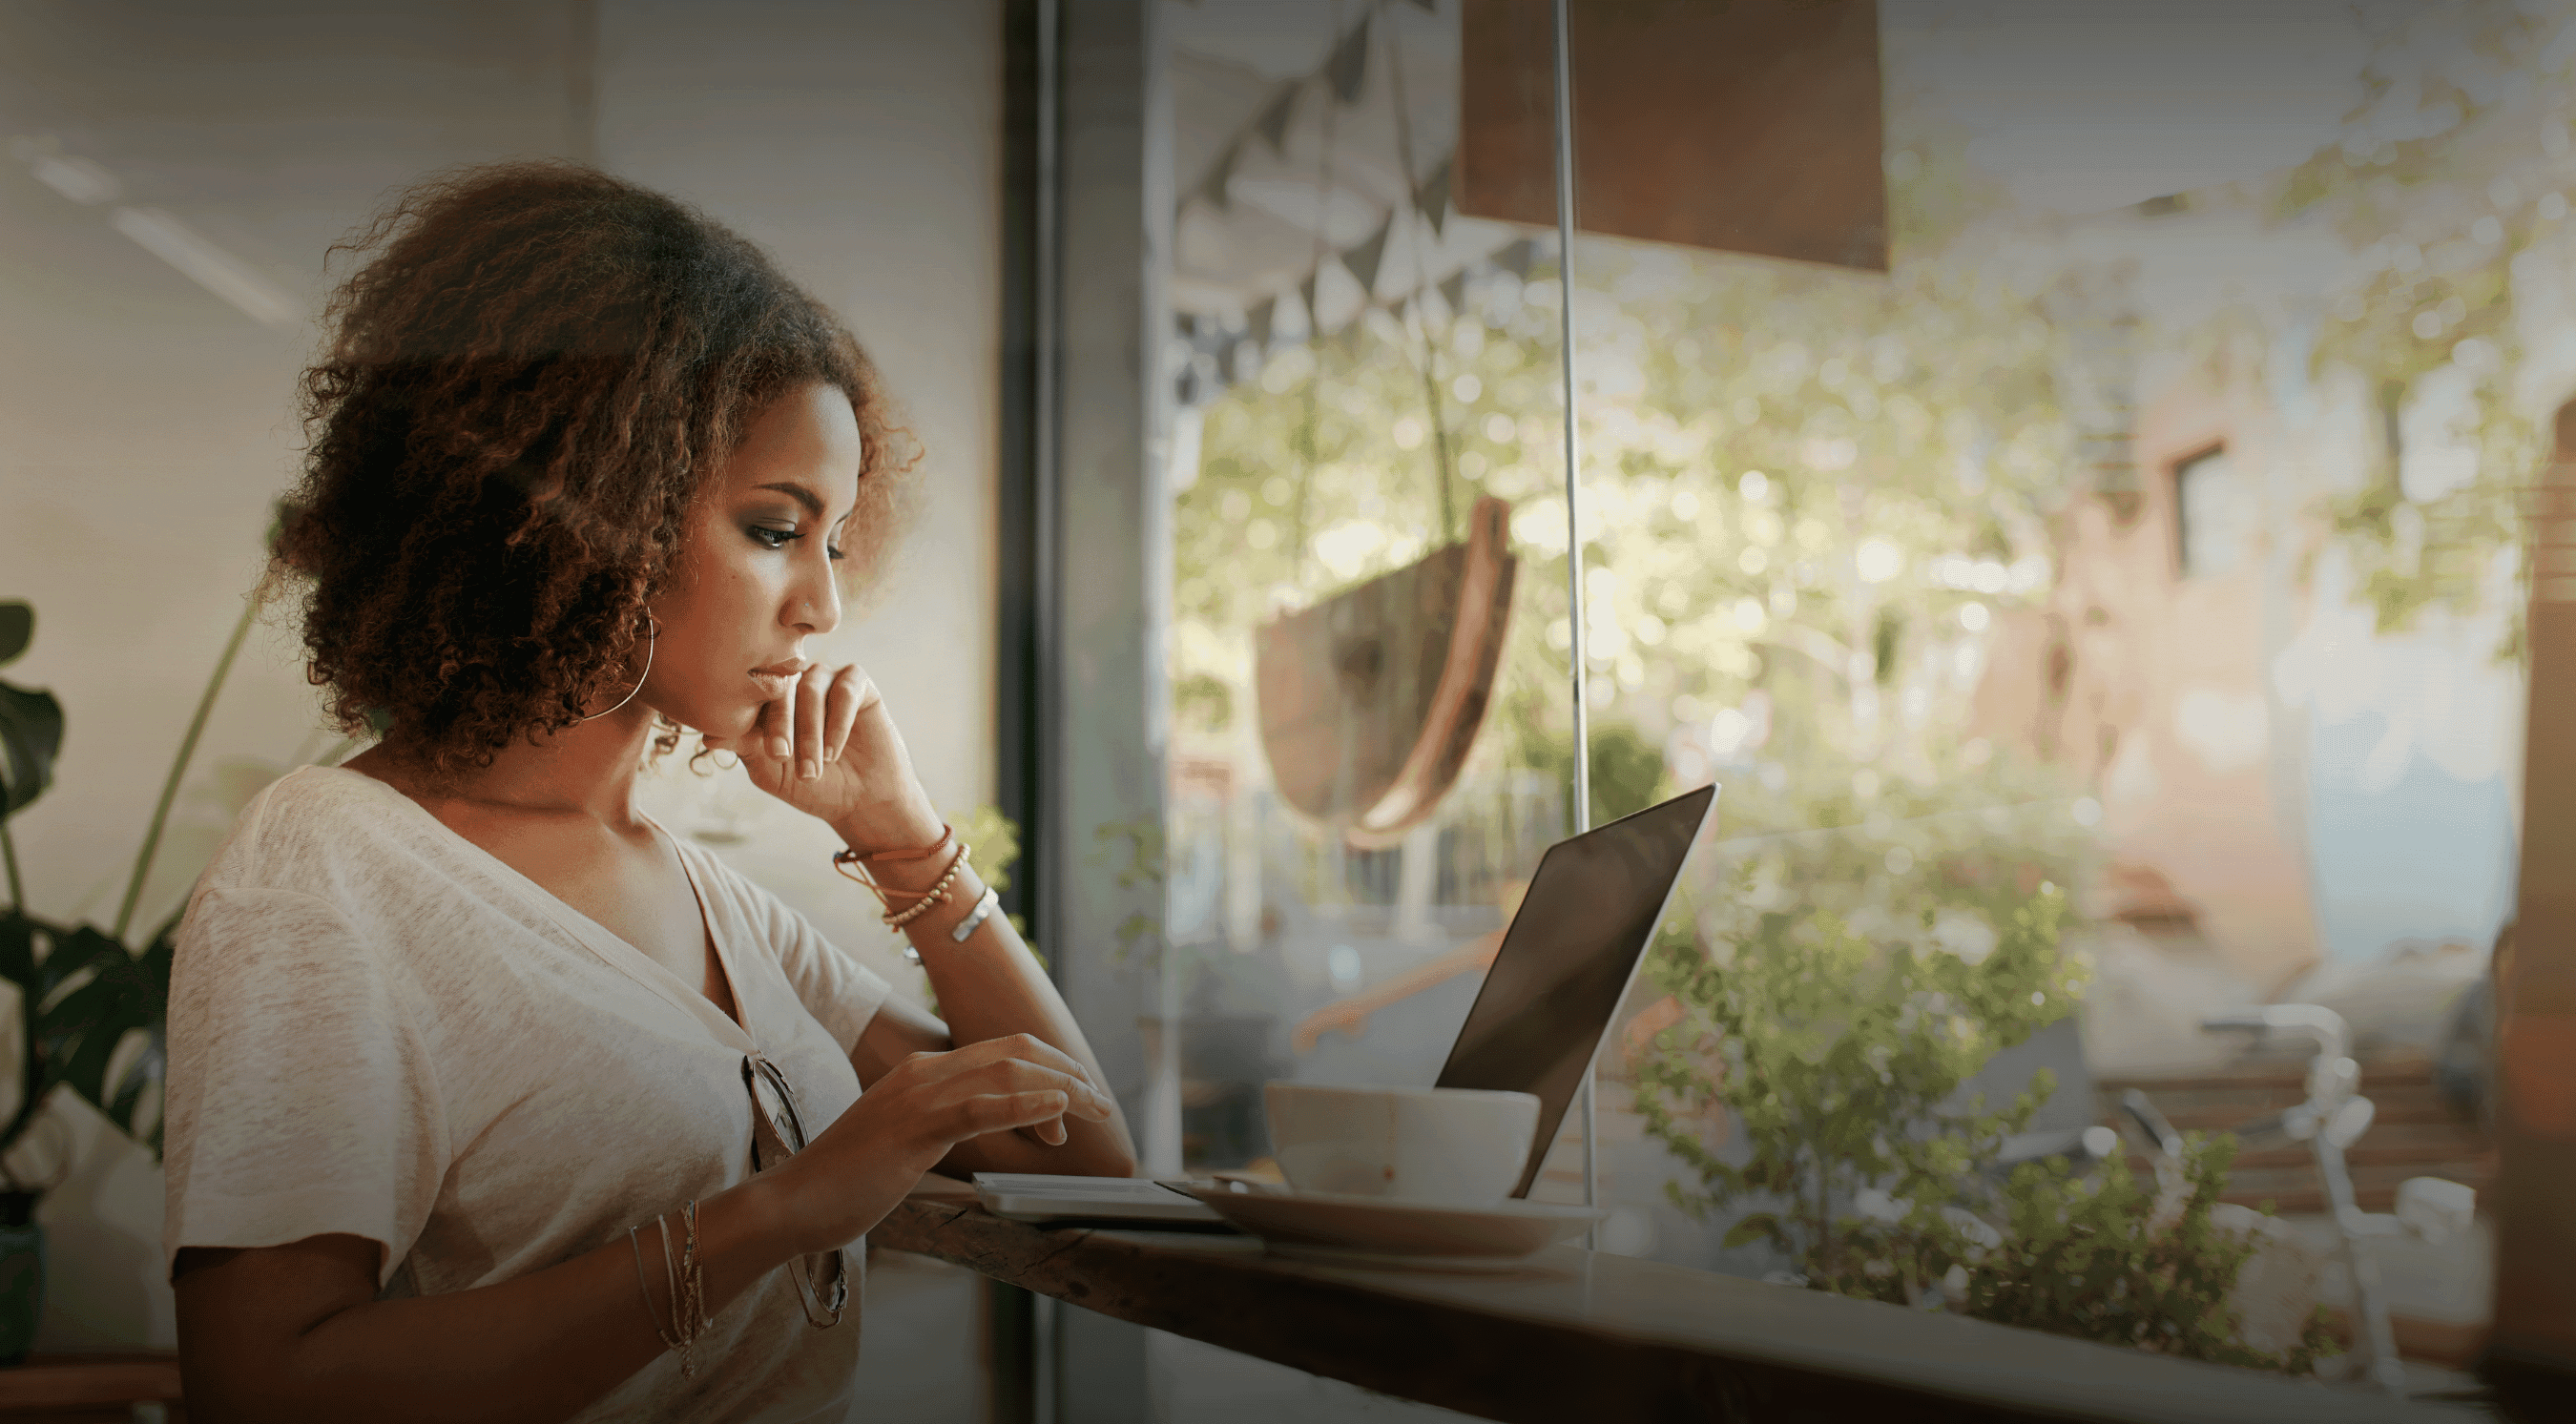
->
<box><xmin>749</xmin><ymin>658</ymin><xmax>808</xmax><ymax>698</ymax></box>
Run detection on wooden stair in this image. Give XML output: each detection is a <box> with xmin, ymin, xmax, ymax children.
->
<box><xmin>2094</xmin><ymin>1054</ymin><xmax>2494</xmax><ymax>1214</ymax></box>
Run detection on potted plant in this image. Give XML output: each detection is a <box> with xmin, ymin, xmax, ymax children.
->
<box><xmin>1633</xmin><ymin>879</ymin><xmax>2341</xmax><ymax>1372</ymax></box>
<box><xmin>0</xmin><ymin>593</ymin><xmax>256</xmax><ymax>1365</ymax></box>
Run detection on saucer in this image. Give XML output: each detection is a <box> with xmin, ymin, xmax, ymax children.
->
<box><xmin>1175</xmin><ymin>1184</ymin><xmax>1603</xmax><ymax>1261</ymax></box>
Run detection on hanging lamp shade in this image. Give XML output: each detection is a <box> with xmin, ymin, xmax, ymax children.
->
<box><xmin>1256</xmin><ymin>495</ymin><xmax>1517</xmax><ymax>848</ymax></box>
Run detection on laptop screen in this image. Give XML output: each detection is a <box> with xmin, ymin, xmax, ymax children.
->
<box><xmin>1432</xmin><ymin>784</ymin><xmax>1716</xmax><ymax>1199</ymax></box>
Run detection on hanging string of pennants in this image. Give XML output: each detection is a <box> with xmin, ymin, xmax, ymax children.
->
<box><xmin>1170</xmin><ymin>0</ymin><xmax>1537</xmax><ymax>411</ymax></box>
<box><xmin>1174</xmin><ymin>231</ymin><xmax>1539</xmax><ymax>411</ymax></box>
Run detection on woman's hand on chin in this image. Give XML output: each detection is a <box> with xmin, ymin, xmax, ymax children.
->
<box><xmin>699</xmin><ymin>661</ymin><xmax>945</xmax><ymax>853</ymax></box>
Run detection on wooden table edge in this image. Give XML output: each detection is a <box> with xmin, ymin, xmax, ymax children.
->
<box><xmin>874</xmin><ymin>1197</ymin><xmax>2489</xmax><ymax>1424</ymax></box>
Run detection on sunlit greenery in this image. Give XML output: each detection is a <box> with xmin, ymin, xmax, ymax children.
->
<box><xmin>2265</xmin><ymin>0</ymin><xmax>2568</xmax><ymax>644</ymax></box>
<box><xmin>1166</xmin><ymin>0</ymin><xmax>2557</xmax><ymax>1367</ymax></box>
<box><xmin>1176</xmin><ymin>126</ymin><xmax>2082</xmax><ymax>842</ymax></box>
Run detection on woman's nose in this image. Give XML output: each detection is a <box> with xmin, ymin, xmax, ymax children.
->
<box><xmin>791</xmin><ymin>559</ymin><xmax>841</xmax><ymax>634</ymax></box>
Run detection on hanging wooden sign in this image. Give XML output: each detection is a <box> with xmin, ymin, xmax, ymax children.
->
<box><xmin>1456</xmin><ymin>0</ymin><xmax>1887</xmax><ymax>273</ymax></box>
<box><xmin>1256</xmin><ymin>495</ymin><xmax>1517</xmax><ymax>848</ymax></box>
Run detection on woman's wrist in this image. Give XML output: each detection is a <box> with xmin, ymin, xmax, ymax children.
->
<box><xmin>893</xmin><ymin>862</ymin><xmax>989</xmax><ymax>942</ymax></box>
<box><xmin>757</xmin><ymin>1123</ymin><xmax>929</xmax><ymax>1257</ymax></box>
<box><xmin>684</xmin><ymin>1171</ymin><xmax>811</xmax><ymax>1281</ymax></box>
<box><xmin>827</xmin><ymin>793</ymin><xmax>945</xmax><ymax>868</ymax></box>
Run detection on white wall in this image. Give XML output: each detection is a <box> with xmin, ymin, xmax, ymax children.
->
<box><xmin>603</xmin><ymin>0</ymin><xmax>1005</xmax><ymax>972</ymax></box>
<box><xmin>0</xmin><ymin>0</ymin><xmax>1001</xmax><ymax>1352</ymax></box>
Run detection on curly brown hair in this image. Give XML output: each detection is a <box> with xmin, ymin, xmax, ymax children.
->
<box><xmin>275</xmin><ymin>161</ymin><xmax>920</xmax><ymax>775</ymax></box>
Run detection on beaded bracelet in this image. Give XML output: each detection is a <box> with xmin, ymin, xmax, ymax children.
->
<box><xmin>883</xmin><ymin>840</ymin><xmax>972</xmax><ymax>930</ymax></box>
<box><xmin>830</xmin><ymin>824</ymin><xmax>954</xmax><ymax>912</ymax></box>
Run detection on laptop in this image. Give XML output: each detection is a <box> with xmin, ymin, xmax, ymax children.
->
<box><xmin>974</xmin><ymin>783</ymin><xmax>1718</xmax><ymax>1223</ymax></box>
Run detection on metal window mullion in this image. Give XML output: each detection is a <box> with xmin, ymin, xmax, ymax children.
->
<box><xmin>1548</xmin><ymin>0</ymin><xmax>1598</xmax><ymax>1240</ymax></box>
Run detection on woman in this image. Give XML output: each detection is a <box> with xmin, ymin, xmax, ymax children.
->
<box><xmin>162</xmin><ymin>162</ymin><xmax>1135</xmax><ymax>1423</ymax></box>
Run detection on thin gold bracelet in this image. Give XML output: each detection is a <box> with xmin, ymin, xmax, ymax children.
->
<box><xmin>630</xmin><ymin>1225</ymin><xmax>682</xmax><ymax>1355</ymax></box>
<box><xmin>654</xmin><ymin>1215</ymin><xmax>694</xmax><ymax>1377</ymax></box>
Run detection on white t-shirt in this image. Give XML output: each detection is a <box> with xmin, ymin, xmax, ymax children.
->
<box><xmin>162</xmin><ymin>765</ymin><xmax>896</xmax><ymax>1423</ymax></box>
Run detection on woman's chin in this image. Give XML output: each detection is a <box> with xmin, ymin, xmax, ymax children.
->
<box><xmin>654</xmin><ymin>698</ymin><xmax>764</xmax><ymax>744</ymax></box>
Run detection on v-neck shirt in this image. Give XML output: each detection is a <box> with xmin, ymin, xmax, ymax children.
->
<box><xmin>161</xmin><ymin>765</ymin><xmax>893</xmax><ymax>1423</ymax></box>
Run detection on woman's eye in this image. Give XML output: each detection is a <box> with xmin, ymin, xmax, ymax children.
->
<box><xmin>826</xmin><ymin>545</ymin><xmax>847</xmax><ymax>562</ymax></box>
<box><xmin>748</xmin><ymin>526</ymin><xmax>800</xmax><ymax>549</ymax></box>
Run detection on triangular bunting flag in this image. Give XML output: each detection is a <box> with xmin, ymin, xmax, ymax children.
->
<box><xmin>1331</xmin><ymin>318</ymin><xmax>1368</xmax><ymax>362</ymax></box>
<box><xmin>1255</xmin><ymin>84</ymin><xmax>1299</xmax><ymax>156</ymax></box>
<box><xmin>1340</xmin><ymin>214</ymin><xmax>1393</xmax><ymax>298</ymax></box>
<box><xmin>1497</xmin><ymin>238</ymin><xmax>1539</xmax><ymax>279</ymax></box>
<box><xmin>1326</xmin><ymin>12</ymin><xmax>1373</xmax><ymax>104</ymax></box>
<box><xmin>1298</xmin><ymin>272</ymin><xmax>1323</xmax><ymax>334</ymax></box>
<box><xmin>1247</xmin><ymin>296</ymin><xmax>1277</xmax><ymax>352</ymax></box>
<box><xmin>1415</xmin><ymin>155</ymin><xmax>1452</xmax><ymax>237</ymax></box>
<box><xmin>1439</xmin><ymin>269</ymin><xmax>1468</xmax><ymax>318</ymax></box>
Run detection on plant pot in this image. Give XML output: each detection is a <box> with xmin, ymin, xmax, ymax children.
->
<box><xmin>0</xmin><ymin>1191</ymin><xmax>43</xmax><ymax>1368</ymax></box>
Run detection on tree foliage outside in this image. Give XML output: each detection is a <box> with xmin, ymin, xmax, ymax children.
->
<box><xmin>2259</xmin><ymin>0</ymin><xmax>2573</xmax><ymax>647</ymax></box>
<box><xmin>1963</xmin><ymin>1143</ymin><xmax>2338</xmax><ymax>1373</ymax></box>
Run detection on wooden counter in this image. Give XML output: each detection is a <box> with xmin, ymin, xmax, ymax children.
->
<box><xmin>0</xmin><ymin>1352</ymin><xmax>183</xmax><ymax>1422</ymax></box>
<box><xmin>875</xmin><ymin>1187</ymin><xmax>2491</xmax><ymax>1424</ymax></box>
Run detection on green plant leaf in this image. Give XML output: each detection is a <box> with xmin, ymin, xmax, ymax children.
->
<box><xmin>0</xmin><ymin>680</ymin><xmax>64</xmax><ymax>819</ymax></box>
<box><xmin>40</xmin><ymin>925</ymin><xmax>160</xmax><ymax>1137</ymax></box>
<box><xmin>32</xmin><ymin>918</ymin><xmax>113</xmax><ymax>1007</ymax></box>
<box><xmin>137</xmin><ymin>907</ymin><xmax>179</xmax><ymax>1012</ymax></box>
<box><xmin>0</xmin><ymin>603</ymin><xmax>28</xmax><ymax>668</ymax></box>
<box><xmin>117</xmin><ymin>914</ymin><xmax>182</xmax><ymax>1156</ymax></box>
<box><xmin>1721</xmin><ymin>1213</ymin><xmax>1778</xmax><ymax>1249</ymax></box>
<box><xmin>0</xmin><ymin>909</ymin><xmax>36</xmax><ymax>986</ymax></box>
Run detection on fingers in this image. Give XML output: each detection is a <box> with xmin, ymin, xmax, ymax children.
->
<box><xmin>897</xmin><ymin>1040</ymin><xmax>1111</xmax><ymax>1125</ymax></box>
<box><xmin>794</xmin><ymin>665</ymin><xmax>831</xmax><ymax>781</ymax></box>
<box><xmin>954</xmin><ymin>1034</ymin><xmax>1109</xmax><ymax>1106</ymax></box>
<box><xmin>959</xmin><ymin>1090</ymin><xmax>1080</xmax><ymax>1141</ymax></box>
<box><xmin>1016</xmin><ymin>1112</ymin><xmax>1070</xmax><ymax>1148</ymax></box>
<box><xmin>754</xmin><ymin>691</ymin><xmax>791</xmax><ymax>768</ymax></box>
<box><xmin>954</xmin><ymin>1055</ymin><xmax>1113</xmax><ymax>1122</ymax></box>
<box><xmin>823</xmin><ymin>665</ymin><xmax>868</xmax><ymax>763</ymax></box>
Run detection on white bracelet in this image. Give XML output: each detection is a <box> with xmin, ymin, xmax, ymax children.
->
<box><xmin>949</xmin><ymin>885</ymin><xmax>1002</xmax><ymax>943</ymax></box>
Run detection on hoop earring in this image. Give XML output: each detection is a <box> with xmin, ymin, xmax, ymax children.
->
<box><xmin>578</xmin><ymin>616</ymin><xmax>657</xmax><ymax>722</ymax></box>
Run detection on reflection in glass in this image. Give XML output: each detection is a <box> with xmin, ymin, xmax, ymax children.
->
<box><xmin>1159</xmin><ymin>0</ymin><xmax>1573</xmax><ymax>1187</ymax></box>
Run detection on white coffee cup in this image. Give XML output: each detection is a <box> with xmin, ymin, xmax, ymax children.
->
<box><xmin>1263</xmin><ymin>1083</ymin><xmax>1541</xmax><ymax>1205</ymax></box>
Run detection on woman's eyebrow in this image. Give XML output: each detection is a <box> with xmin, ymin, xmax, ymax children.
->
<box><xmin>753</xmin><ymin>481</ymin><xmax>825</xmax><ymax>518</ymax></box>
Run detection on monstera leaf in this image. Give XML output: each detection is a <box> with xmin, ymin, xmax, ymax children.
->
<box><xmin>0</xmin><ymin>600</ymin><xmax>60</xmax><ymax>820</ymax></box>
<box><xmin>41</xmin><ymin>918</ymin><xmax>170</xmax><ymax>1147</ymax></box>
<box><xmin>0</xmin><ymin>909</ymin><xmax>172</xmax><ymax>1164</ymax></box>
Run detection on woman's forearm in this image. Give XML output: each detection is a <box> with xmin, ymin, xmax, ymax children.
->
<box><xmin>182</xmin><ymin>1175</ymin><xmax>822</xmax><ymax>1424</ymax></box>
<box><xmin>869</xmin><ymin>854</ymin><xmax>1137</xmax><ymax>1176</ymax></box>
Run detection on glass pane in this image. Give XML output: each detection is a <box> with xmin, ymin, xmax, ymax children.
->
<box><xmin>2176</xmin><ymin>446</ymin><xmax>2252</xmax><ymax>579</ymax></box>
<box><xmin>1149</xmin><ymin>0</ymin><xmax>1574</xmax><ymax>1409</ymax></box>
<box><xmin>1158</xmin><ymin>0</ymin><xmax>1569</xmax><ymax>1168</ymax></box>
<box><xmin>1561</xmin><ymin>0</ymin><xmax>2530</xmax><ymax>1393</ymax></box>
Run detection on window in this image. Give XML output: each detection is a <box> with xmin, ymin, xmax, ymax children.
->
<box><xmin>2173</xmin><ymin>445</ymin><xmax>2249</xmax><ymax>579</ymax></box>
